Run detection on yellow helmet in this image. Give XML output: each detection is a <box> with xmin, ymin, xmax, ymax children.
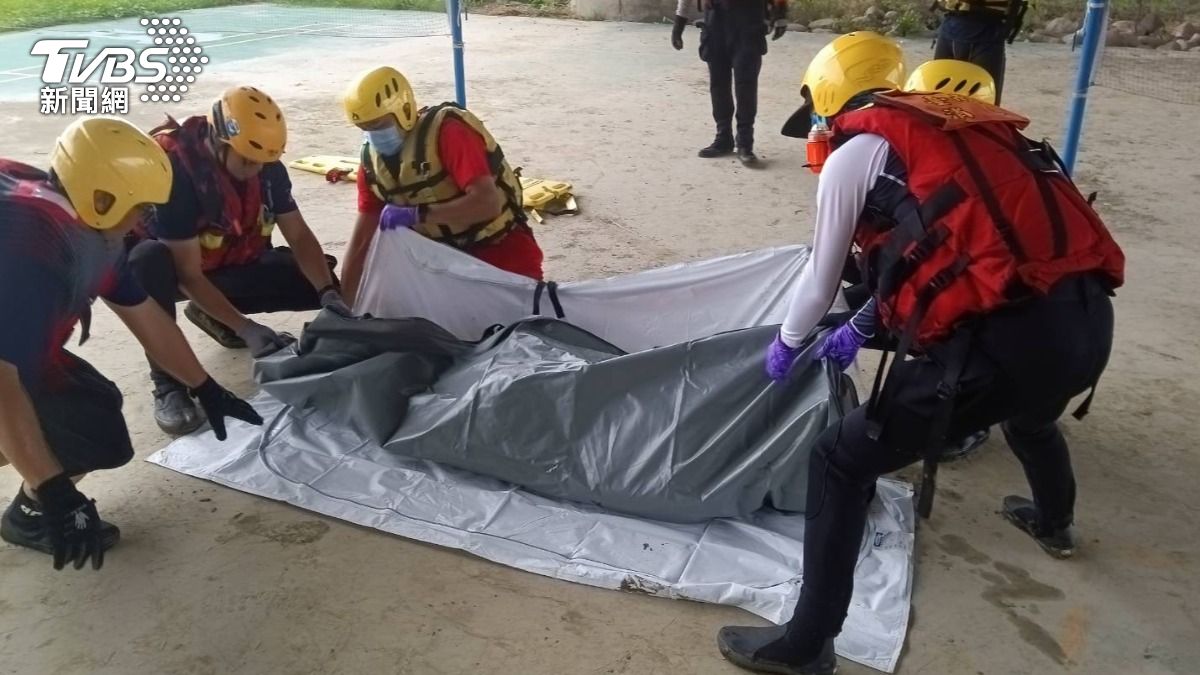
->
<box><xmin>904</xmin><ymin>59</ymin><xmax>997</xmax><ymax>104</ymax></box>
<box><xmin>50</xmin><ymin>116</ymin><xmax>172</xmax><ymax>230</ymax></box>
<box><xmin>209</xmin><ymin>85</ymin><xmax>287</xmax><ymax>163</ymax></box>
<box><xmin>341</xmin><ymin>66</ymin><xmax>418</xmax><ymax>132</ymax></box>
<box><xmin>801</xmin><ymin>32</ymin><xmax>906</xmax><ymax>117</ymax></box>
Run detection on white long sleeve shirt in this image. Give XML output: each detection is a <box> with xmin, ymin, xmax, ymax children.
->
<box><xmin>779</xmin><ymin>133</ymin><xmax>892</xmax><ymax>347</ymax></box>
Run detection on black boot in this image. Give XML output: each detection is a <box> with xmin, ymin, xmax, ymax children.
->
<box><xmin>184</xmin><ymin>302</ymin><xmax>246</xmax><ymax>349</ymax></box>
<box><xmin>738</xmin><ymin>146</ymin><xmax>760</xmax><ymax>167</ymax></box>
<box><xmin>939</xmin><ymin>428</ymin><xmax>991</xmax><ymax>463</ymax></box>
<box><xmin>1</xmin><ymin>488</ymin><xmax>120</xmax><ymax>556</ymax></box>
<box><xmin>717</xmin><ymin>624</ymin><xmax>838</xmax><ymax>675</ymax></box>
<box><xmin>151</xmin><ymin>370</ymin><xmax>204</xmax><ymax>436</ymax></box>
<box><xmin>1002</xmin><ymin>495</ymin><xmax>1077</xmax><ymax>559</ymax></box>
<box><xmin>698</xmin><ymin>135</ymin><xmax>735</xmax><ymax>158</ymax></box>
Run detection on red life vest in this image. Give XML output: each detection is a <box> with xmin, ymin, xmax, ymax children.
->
<box><xmin>0</xmin><ymin>160</ymin><xmax>123</xmax><ymax>382</ymax></box>
<box><xmin>150</xmin><ymin>115</ymin><xmax>269</xmax><ymax>272</ymax></box>
<box><xmin>833</xmin><ymin>91</ymin><xmax>1125</xmax><ymax>347</ymax></box>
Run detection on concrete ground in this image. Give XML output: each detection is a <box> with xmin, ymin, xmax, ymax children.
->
<box><xmin>2</xmin><ymin>14</ymin><xmax>1198</xmax><ymax>675</ymax></box>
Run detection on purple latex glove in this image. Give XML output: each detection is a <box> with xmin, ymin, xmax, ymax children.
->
<box><xmin>380</xmin><ymin>204</ymin><xmax>421</xmax><ymax>231</ymax></box>
<box><xmin>815</xmin><ymin>322</ymin><xmax>870</xmax><ymax>370</ymax></box>
<box><xmin>765</xmin><ymin>334</ymin><xmax>804</xmax><ymax>382</ymax></box>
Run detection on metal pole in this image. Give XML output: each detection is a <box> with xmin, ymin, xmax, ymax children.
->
<box><xmin>449</xmin><ymin>0</ymin><xmax>467</xmax><ymax>107</ymax></box>
<box><xmin>1061</xmin><ymin>0</ymin><xmax>1109</xmax><ymax>174</ymax></box>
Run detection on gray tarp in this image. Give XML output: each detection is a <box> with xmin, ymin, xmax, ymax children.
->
<box><xmin>254</xmin><ymin>312</ymin><xmax>853</xmax><ymax>523</ymax></box>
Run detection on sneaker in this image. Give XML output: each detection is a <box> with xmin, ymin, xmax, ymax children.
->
<box><xmin>152</xmin><ymin>377</ymin><xmax>204</xmax><ymax>436</ymax></box>
<box><xmin>698</xmin><ymin>137</ymin><xmax>735</xmax><ymax>158</ymax></box>
<box><xmin>184</xmin><ymin>302</ymin><xmax>246</xmax><ymax>349</ymax></box>
<box><xmin>1</xmin><ymin>490</ymin><xmax>120</xmax><ymax>556</ymax></box>
<box><xmin>717</xmin><ymin>624</ymin><xmax>838</xmax><ymax>675</ymax></box>
<box><xmin>1002</xmin><ymin>495</ymin><xmax>1077</xmax><ymax>559</ymax></box>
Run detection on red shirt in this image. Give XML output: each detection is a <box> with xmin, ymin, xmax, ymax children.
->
<box><xmin>356</xmin><ymin>118</ymin><xmax>493</xmax><ymax>214</ymax></box>
<box><xmin>354</xmin><ymin>118</ymin><xmax>545</xmax><ymax>281</ymax></box>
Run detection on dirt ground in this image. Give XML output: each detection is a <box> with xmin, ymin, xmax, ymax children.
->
<box><xmin>2</xmin><ymin>15</ymin><xmax>1198</xmax><ymax>675</ymax></box>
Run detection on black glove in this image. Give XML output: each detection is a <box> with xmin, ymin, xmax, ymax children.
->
<box><xmin>189</xmin><ymin>377</ymin><xmax>265</xmax><ymax>441</ymax></box>
<box><xmin>318</xmin><ymin>284</ymin><xmax>354</xmax><ymax>317</ymax></box>
<box><xmin>671</xmin><ymin>15</ymin><xmax>687</xmax><ymax>50</ymax></box>
<box><xmin>35</xmin><ymin>474</ymin><xmax>103</xmax><ymax>571</ymax></box>
<box><xmin>236</xmin><ymin>319</ymin><xmax>296</xmax><ymax>358</ymax></box>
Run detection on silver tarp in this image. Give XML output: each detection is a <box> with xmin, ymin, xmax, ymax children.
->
<box><xmin>147</xmin><ymin>238</ymin><xmax>916</xmax><ymax>671</ymax></box>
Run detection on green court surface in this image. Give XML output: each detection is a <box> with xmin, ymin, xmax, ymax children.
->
<box><xmin>0</xmin><ymin>3</ymin><xmax>451</xmax><ymax>101</ymax></box>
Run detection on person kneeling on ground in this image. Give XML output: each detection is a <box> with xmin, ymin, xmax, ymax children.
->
<box><xmin>339</xmin><ymin>65</ymin><xmax>545</xmax><ymax>304</ymax></box>
<box><xmin>126</xmin><ymin>86</ymin><xmax>348</xmax><ymax>436</ymax></box>
<box><xmin>0</xmin><ymin>117</ymin><xmax>263</xmax><ymax>571</ymax></box>
<box><xmin>720</xmin><ymin>32</ymin><xmax>1124</xmax><ymax>674</ymax></box>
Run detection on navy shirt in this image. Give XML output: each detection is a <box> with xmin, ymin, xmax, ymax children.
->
<box><xmin>0</xmin><ymin>186</ymin><xmax>145</xmax><ymax>389</ymax></box>
<box><xmin>149</xmin><ymin>158</ymin><xmax>298</xmax><ymax>241</ymax></box>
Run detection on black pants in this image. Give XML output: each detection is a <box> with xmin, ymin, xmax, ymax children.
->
<box><xmin>699</xmin><ymin>6</ymin><xmax>767</xmax><ymax>150</ymax></box>
<box><xmin>28</xmin><ymin>352</ymin><xmax>134</xmax><ymax>476</ymax></box>
<box><xmin>934</xmin><ymin>12</ymin><xmax>1009</xmax><ymax>104</ymax></box>
<box><xmin>126</xmin><ymin>240</ymin><xmax>333</xmax><ymax>384</ymax></box>
<box><xmin>785</xmin><ymin>275</ymin><xmax>1114</xmax><ymax>645</ymax></box>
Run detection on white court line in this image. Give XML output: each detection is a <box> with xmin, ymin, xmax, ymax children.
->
<box><xmin>0</xmin><ymin>73</ymin><xmax>37</xmax><ymax>85</ymax></box>
<box><xmin>202</xmin><ymin>23</ymin><xmax>352</xmax><ymax>50</ymax></box>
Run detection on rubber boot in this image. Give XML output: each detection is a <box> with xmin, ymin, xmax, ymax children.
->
<box><xmin>184</xmin><ymin>302</ymin><xmax>246</xmax><ymax>349</ymax></box>
<box><xmin>151</xmin><ymin>370</ymin><xmax>204</xmax><ymax>436</ymax></box>
<box><xmin>717</xmin><ymin>624</ymin><xmax>838</xmax><ymax>675</ymax></box>
<box><xmin>1</xmin><ymin>488</ymin><xmax>120</xmax><ymax>555</ymax></box>
<box><xmin>1002</xmin><ymin>495</ymin><xmax>1077</xmax><ymax>559</ymax></box>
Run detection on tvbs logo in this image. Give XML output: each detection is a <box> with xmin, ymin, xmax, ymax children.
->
<box><xmin>31</xmin><ymin>17</ymin><xmax>205</xmax><ymax>114</ymax></box>
<box><xmin>32</xmin><ymin>40</ymin><xmax>169</xmax><ymax>85</ymax></box>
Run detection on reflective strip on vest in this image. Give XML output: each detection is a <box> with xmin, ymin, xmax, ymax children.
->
<box><xmin>832</xmin><ymin>93</ymin><xmax>1125</xmax><ymax>345</ymax></box>
<box><xmin>361</xmin><ymin>103</ymin><xmax>525</xmax><ymax>250</ymax></box>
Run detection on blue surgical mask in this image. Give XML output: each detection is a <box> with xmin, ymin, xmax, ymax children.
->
<box><xmin>365</xmin><ymin>126</ymin><xmax>405</xmax><ymax>156</ymax></box>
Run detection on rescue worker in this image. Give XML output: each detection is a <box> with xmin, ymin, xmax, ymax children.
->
<box><xmin>126</xmin><ymin>86</ymin><xmax>348</xmax><ymax>436</ymax></box>
<box><xmin>718</xmin><ymin>33</ymin><xmax>1123</xmax><ymax>673</ymax></box>
<box><xmin>0</xmin><ymin>117</ymin><xmax>263</xmax><ymax>571</ymax></box>
<box><xmin>672</xmin><ymin>0</ymin><xmax>790</xmax><ymax>166</ymax></box>
<box><xmin>930</xmin><ymin>0</ymin><xmax>1027</xmax><ymax>104</ymax></box>
<box><xmin>340</xmin><ymin>66</ymin><xmax>544</xmax><ymax>304</ymax></box>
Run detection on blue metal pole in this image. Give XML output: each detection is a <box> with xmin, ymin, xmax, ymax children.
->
<box><xmin>1061</xmin><ymin>0</ymin><xmax>1108</xmax><ymax>174</ymax></box>
<box><xmin>449</xmin><ymin>0</ymin><xmax>467</xmax><ymax>107</ymax></box>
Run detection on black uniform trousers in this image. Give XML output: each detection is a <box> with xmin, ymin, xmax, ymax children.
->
<box><xmin>28</xmin><ymin>352</ymin><xmax>134</xmax><ymax>476</ymax></box>
<box><xmin>699</xmin><ymin>1</ymin><xmax>768</xmax><ymax>150</ymax></box>
<box><xmin>784</xmin><ymin>274</ymin><xmax>1114</xmax><ymax>647</ymax></box>
<box><xmin>126</xmin><ymin>240</ymin><xmax>334</xmax><ymax>387</ymax></box>
<box><xmin>934</xmin><ymin>11</ymin><xmax>1010</xmax><ymax>104</ymax></box>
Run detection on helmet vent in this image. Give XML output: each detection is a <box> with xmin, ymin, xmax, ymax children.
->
<box><xmin>249</xmin><ymin>140</ymin><xmax>264</xmax><ymax>150</ymax></box>
<box><xmin>384</xmin><ymin>83</ymin><xmax>393</xmax><ymax>97</ymax></box>
<box><xmin>375</xmin><ymin>93</ymin><xmax>382</xmax><ymax>107</ymax></box>
<box><xmin>248</xmin><ymin>95</ymin><xmax>261</xmax><ymax>103</ymax></box>
<box><xmin>255</xmin><ymin>112</ymin><xmax>267</xmax><ymax>119</ymax></box>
